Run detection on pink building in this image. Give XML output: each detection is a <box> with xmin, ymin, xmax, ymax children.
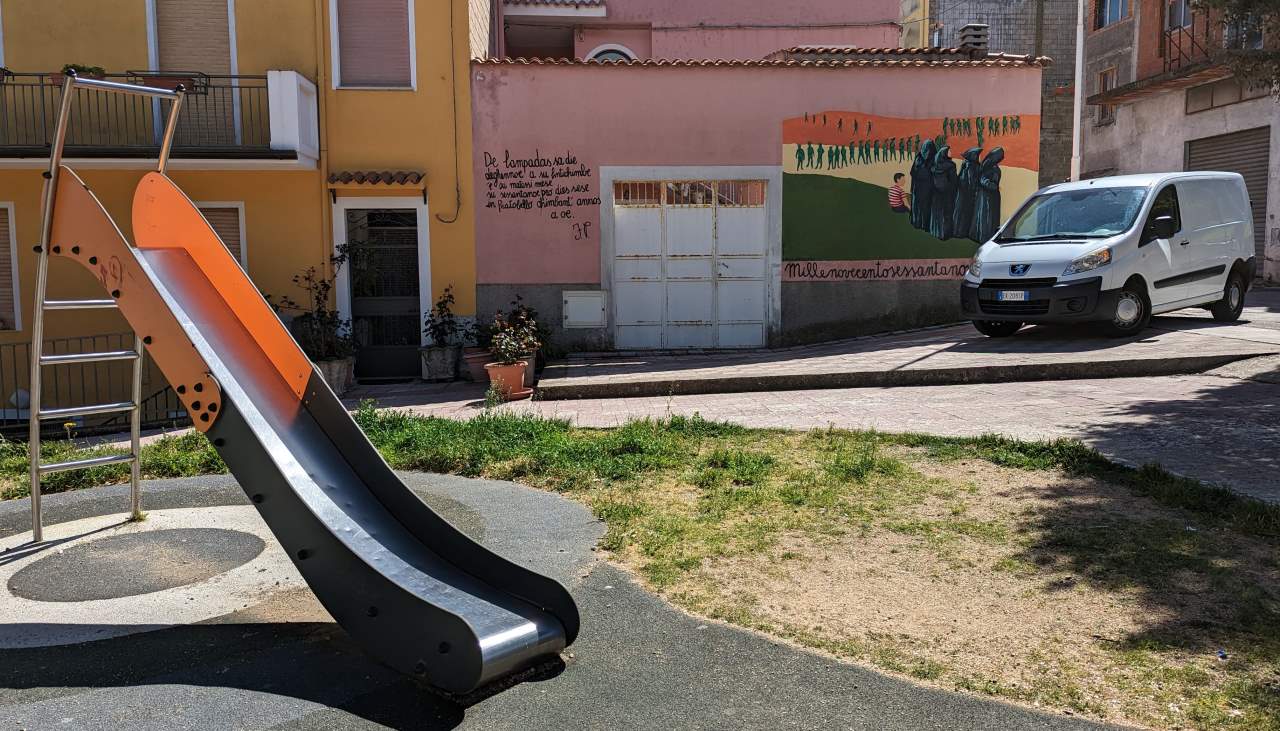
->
<box><xmin>471</xmin><ymin>50</ymin><xmax>1049</xmax><ymax>350</ymax></box>
<box><xmin>496</xmin><ymin>0</ymin><xmax>902</xmax><ymax>61</ymax></box>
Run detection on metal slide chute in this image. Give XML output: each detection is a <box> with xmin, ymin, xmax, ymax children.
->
<box><xmin>31</xmin><ymin>74</ymin><xmax>577</xmax><ymax>693</ymax></box>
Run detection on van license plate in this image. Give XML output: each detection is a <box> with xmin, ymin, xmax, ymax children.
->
<box><xmin>997</xmin><ymin>290</ymin><xmax>1029</xmax><ymax>302</ymax></box>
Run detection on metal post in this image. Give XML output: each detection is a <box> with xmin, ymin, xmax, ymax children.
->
<box><xmin>27</xmin><ymin>72</ymin><xmax>78</xmax><ymax>543</ymax></box>
<box><xmin>157</xmin><ymin>85</ymin><xmax>185</xmax><ymax>174</ymax></box>
<box><xmin>1070</xmin><ymin>0</ymin><xmax>1086</xmax><ymax>181</ymax></box>
<box><xmin>128</xmin><ymin>344</ymin><xmax>143</xmax><ymax>520</ymax></box>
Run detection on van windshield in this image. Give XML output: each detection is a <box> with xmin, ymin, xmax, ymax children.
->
<box><xmin>995</xmin><ymin>186</ymin><xmax>1148</xmax><ymax>243</ymax></box>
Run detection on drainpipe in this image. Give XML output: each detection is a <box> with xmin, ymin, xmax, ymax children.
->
<box><xmin>314</xmin><ymin>0</ymin><xmax>333</xmax><ymax>278</ymax></box>
<box><xmin>1070</xmin><ymin>0</ymin><xmax>1085</xmax><ymax>181</ymax></box>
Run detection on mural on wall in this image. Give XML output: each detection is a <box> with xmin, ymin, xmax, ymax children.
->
<box><xmin>782</xmin><ymin>111</ymin><xmax>1040</xmax><ymax>281</ymax></box>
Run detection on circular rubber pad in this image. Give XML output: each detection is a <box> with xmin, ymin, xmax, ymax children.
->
<box><xmin>8</xmin><ymin>528</ymin><xmax>265</xmax><ymax>602</ymax></box>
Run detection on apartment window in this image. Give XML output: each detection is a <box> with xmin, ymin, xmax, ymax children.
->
<box><xmin>1097</xmin><ymin>68</ymin><xmax>1118</xmax><ymax>125</ymax></box>
<box><xmin>198</xmin><ymin>203</ymin><xmax>247</xmax><ymax>267</ymax></box>
<box><xmin>0</xmin><ymin>205</ymin><xmax>17</xmax><ymax>331</ymax></box>
<box><xmin>332</xmin><ymin>0</ymin><xmax>414</xmax><ymax>88</ymax></box>
<box><xmin>1186</xmin><ymin>76</ymin><xmax>1268</xmax><ymax>113</ymax></box>
<box><xmin>1166</xmin><ymin>0</ymin><xmax>1191</xmax><ymax>29</ymax></box>
<box><xmin>1225</xmin><ymin>16</ymin><xmax>1265</xmax><ymax>50</ymax></box>
<box><xmin>1095</xmin><ymin>0</ymin><xmax>1129</xmax><ymax>28</ymax></box>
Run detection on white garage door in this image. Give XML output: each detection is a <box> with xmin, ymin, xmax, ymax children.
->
<box><xmin>613</xmin><ymin>180</ymin><xmax>767</xmax><ymax>349</ymax></box>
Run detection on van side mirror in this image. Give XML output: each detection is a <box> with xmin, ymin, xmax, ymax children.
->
<box><xmin>1147</xmin><ymin>215</ymin><xmax>1177</xmax><ymax>241</ymax></box>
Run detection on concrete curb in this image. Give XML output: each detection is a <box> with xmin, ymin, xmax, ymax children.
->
<box><xmin>537</xmin><ymin>353</ymin><xmax>1264</xmax><ymax>400</ymax></box>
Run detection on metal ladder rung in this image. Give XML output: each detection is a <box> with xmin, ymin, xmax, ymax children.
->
<box><xmin>40</xmin><ymin>349</ymin><xmax>140</xmax><ymax>366</ymax></box>
<box><xmin>43</xmin><ymin>299</ymin><xmax>119</xmax><ymax>310</ymax></box>
<box><xmin>38</xmin><ymin>401</ymin><xmax>136</xmax><ymax>420</ymax></box>
<box><xmin>39</xmin><ymin>452</ymin><xmax>137</xmax><ymax>475</ymax></box>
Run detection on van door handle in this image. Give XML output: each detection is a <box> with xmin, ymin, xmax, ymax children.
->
<box><xmin>1179</xmin><ymin>240</ymin><xmax>1191</xmax><ymax>246</ymax></box>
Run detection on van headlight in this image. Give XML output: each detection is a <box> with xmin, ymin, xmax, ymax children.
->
<box><xmin>967</xmin><ymin>256</ymin><xmax>983</xmax><ymax>280</ymax></box>
<box><xmin>1063</xmin><ymin>248</ymin><xmax>1111</xmax><ymax>276</ymax></box>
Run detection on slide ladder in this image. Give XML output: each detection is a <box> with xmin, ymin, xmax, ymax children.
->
<box><xmin>26</xmin><ymin>72</ymin><xmax>577</xmax><ymax>693</ymax></box>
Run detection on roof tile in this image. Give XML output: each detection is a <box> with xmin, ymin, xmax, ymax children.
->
<box><xmin>328</xmin><ymin>170</ymin><xmax>425</xmax><ymax>186</ymax></box>
<box><xmin>474</xmin><ymin>54</ymin><xmax>1051</xmax><ymax>69</ymax></box>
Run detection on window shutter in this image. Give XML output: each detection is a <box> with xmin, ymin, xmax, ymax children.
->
<box><xmin>0</xmin><ymin>208</ymin><xmax>13</xmax><ymax>330</ymax></box>
<box><xmin>200</xmin><ymin>206</ymin><xmax>244</xmax><ymax>264</ymax></box>
<box><xmin>155</xmin><ymin>0</ymin><xmax>232</xmax><ymax>74</ymax></box>
<box><xmin>336</xmin><ymin>0</ymin><xmax>412</xmax><ymax>87</ymax></box>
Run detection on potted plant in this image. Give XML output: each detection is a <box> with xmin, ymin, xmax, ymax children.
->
<box><xmin>52</xmin><ymin>63</ymin><xmax>106</xmax><ymax>85</ymax></box>
<box><xmin>506</xmin><ymin>295</ymin><xmax>546</xmax><ymax>387</ymax></box>
<box><xmin>461</xmin><ymin>319</ymin><xmax>492</xmax><ymax>383</ymax></box>
<box><xmin>421</xmin><ymin>285</ymin><xmax>461</xmax><ymax>381</ymax></box>
<box><xmin>484</xmin><ymin>311</ymin><xmax>536</xmax><ymax>400</ymax></box>
<box><xmin>267</xmin><ymin>250</ymin><xmax>357</xmax><ymax>396</ymax></box>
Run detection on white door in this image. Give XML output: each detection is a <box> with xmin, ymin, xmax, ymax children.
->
<box><xmin>612</xmin><ymin>180</ymin><xmax>767</xmax><ymax>349</ymax></box>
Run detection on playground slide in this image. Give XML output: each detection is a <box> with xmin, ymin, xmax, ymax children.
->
<box><xmin>48</xmin><ymin>167</ymin><xmax>577</xmax><ymax>693</ymax></box>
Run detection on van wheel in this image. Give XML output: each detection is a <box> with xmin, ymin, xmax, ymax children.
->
<box><xmin>972</xmin><ymin>320</ymin><xmax>1023</xmax><ymax>337</ymax></box>
<box><xmin>1103</xmin><ymin>281</ymin><xmax>1151</xmax><ymax>337</ymax></box>
<box><xmin>1209</xmin><ymin>272</ymin><xmax>1246</xmax><ymax>322</ymax></box>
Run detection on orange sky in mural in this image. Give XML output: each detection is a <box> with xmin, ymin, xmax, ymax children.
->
<box><xmin>782</xmin><ymin>111</ymin><xmax>1040</xmax><ymax>171</ymax></box>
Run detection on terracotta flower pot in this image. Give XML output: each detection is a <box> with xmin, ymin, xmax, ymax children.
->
<box><xmin>462</xmin><ymin>348</ymin><xmax>491</xmax><ymax>383</ymax></box>
<box><xmin>484</xmin><ymin>361</ymin><xmax>532</xmax><ymax>400</ymax></box>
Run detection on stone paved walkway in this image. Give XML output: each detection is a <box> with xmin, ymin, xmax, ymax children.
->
<box><xmin>536</xmin><ymin>292</ymin><xmax>1280</xmax><ymax>399</ymax></box>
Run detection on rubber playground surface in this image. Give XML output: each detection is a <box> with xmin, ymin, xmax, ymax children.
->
<box><xmin>0</xmin><ymin>474</ymin><xmax>1116</xmax><ymax>730</ymax></box>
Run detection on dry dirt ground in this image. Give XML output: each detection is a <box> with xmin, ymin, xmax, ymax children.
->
<box><xmin>614</xmin><ymin>454</ymin><xmax>1280</xmax><ymax>730</ymax></box>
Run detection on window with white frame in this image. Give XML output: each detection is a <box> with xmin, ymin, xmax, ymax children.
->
<box><xmin>0</xmin><ymin>205</ymin><xmax>18</xmax><ymax>330</ymax></box>
<box><xmin>332</xmin><ymin>0</ymin><xmax>413</xmax><ymax>88</ymax></box>
<box><xmin>198</xmin><ymin>204</ymin><xmax>247</xmax><ymax>267</ymax></box>
<box><xmin>1095</xmin><ymin>0</ymin><xmax>1129</xmax><ymax>28</ymax></box>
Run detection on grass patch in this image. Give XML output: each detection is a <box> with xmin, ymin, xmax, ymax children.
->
<box><xmin>3</xmin><ymin>406</ymin><xmax>1280</xmax><ymax>729</ymax></box>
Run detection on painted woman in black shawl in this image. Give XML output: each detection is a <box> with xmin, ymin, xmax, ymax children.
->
<box><xmin>953</xmin><ymin>147</ymin><xmax>983</xmax><ymax>242</ymax></box>
<box><xmin>972</xmin><ymin>146</ymin><xmax>1005</xmax><ymax>243</ymax></box>
<box><xmin>928</xmin><ymin>145</ymin><xmax>959</xmax><ymax>240</ymax></box>
<box><xmin>909</xmin><ymin>139</ymin><xmax>937</xmax><ymax>232</ymax></box>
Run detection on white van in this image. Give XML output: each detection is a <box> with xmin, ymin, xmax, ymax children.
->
<box><xmin>961</xmin><ymin>172</ymin><xmax>1256</xmax><ymax>337</ymax></box>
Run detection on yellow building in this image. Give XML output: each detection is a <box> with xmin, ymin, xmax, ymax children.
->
<box><xmin>0</xmin><ymin>0</ymin><xmax>486</xmax><ymax>427</ymax></box>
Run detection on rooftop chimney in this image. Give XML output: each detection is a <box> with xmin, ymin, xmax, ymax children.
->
<box><xmin>958</xmin><ymin>23</ymin><xmax>990</xmax><ymax>57</ymax></box>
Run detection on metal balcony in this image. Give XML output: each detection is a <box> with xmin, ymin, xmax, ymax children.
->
<box><xmin>0</xmin><ymin>69</ymin><xmax>318</xmax><ymax>166</ymax></box>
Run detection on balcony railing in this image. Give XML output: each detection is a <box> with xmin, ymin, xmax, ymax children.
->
<box><xmin>0</xmin><ymin>334</ymin><xmax>190</xmax><ymax>438</ymax></box>
<box><xmin>0</xmin><ymin>69</ymin><xmax>317</xmax><ymax>162</ymax></box>
<box><xmin>1165</xmin><ymin>11</ymin><xmax>1265</xmax><ymax>74</ymax></box>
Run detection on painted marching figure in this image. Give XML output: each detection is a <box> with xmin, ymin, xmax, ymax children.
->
<box><xmin>972</xmin><ymin>147</ymin><xmax>1005</xmax><ymax>243</ymax></box>
<box><xmin>953</xmin><ymin>147</ymin><xmax>983</xmax><ymax>242</ymax></box>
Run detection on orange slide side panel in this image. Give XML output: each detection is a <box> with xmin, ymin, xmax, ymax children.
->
<box><xmin>50</xmin><ymin>168</ymin><xmax>223</xmax><ymax>432</ymax></box>
<box><xmin>132</xmin><ymin>172</ymin><xmax>311</xmax><ymax>403</ymax></box>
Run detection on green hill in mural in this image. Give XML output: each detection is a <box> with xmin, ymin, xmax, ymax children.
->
<box><xmin>782</xmin><ymin>173</ymin><xmax>981</xmax><ymax>261</ymax></box>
